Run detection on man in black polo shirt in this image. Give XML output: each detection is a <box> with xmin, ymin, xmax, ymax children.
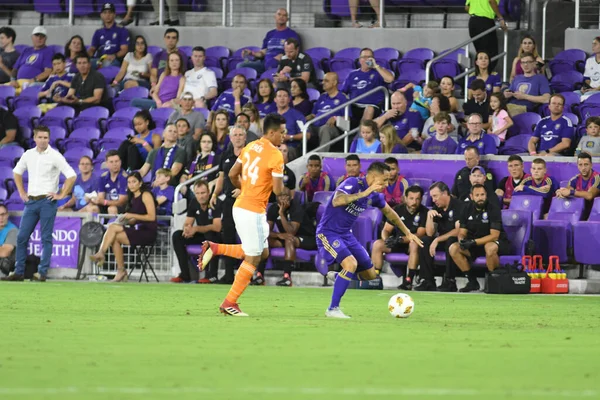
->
<box><xmin>414</xmin><ymin>182</ymin><xmax>464</xmax><ymax>292</ymax></box>
<box><xmin>252</xmin><ymin>190</ymin><xmax>317</xmax><ymax>287</ymax></box>
<box><xmin>452</xmin><ymin>146</ymin><xmax>495</xmax><ymax>200</ymax></box>
<box><xmin>54</xmin><ymin>53</ymin><xmax>109</xmax><ymax>112</ymax></box>
<box><xmin>209</xmin><ymin>125</ymin><xmax>247</xmax><ymax>284</ymax></box>
<box><xmin>274</xmin><ymin>38</ymin><xmax>318</xmax><ymax>90</ymax></box>
<box><xmin>171</xmin><ymin>180</ymin><xmax>222</xmax><ymax>283</ymax></box>
<box><xmin>372</xmin><ymin>185</ymin><xmax>428</xmax><ymax>290</ymax></box>
<box><xmin>0</xmin><ymin>107</ymin><xmax>18</xmax><ymax>148</ymax></box>
<box><xmin>462</xmin><ymin>79</ymin><xmax>490</xmax><ymax>131</ymax></box>
<box><xmin>449</xmin><ymin>183</ymin><xmax>510</xmax><ymax>292</ymax></box>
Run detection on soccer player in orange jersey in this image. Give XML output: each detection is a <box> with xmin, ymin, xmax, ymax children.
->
<box><xmin>198</xmin><ymin>114</ymin><xmax>287</xmax><ymax>316</ymax></box>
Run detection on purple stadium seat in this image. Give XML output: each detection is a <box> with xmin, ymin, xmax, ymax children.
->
<box><xmin>396</xmin><ymin>48</ymin><xmax>435</xmax><ymax>76</ymax></box>
<box><xmin>361</xmin><ymin>207</ymin><xmax>383</xmax><ymax>241</ymax></box>
<box><xmin>0</xmin><ymin>166</ymin><xmax>15</xmax><ymax>191</ymax></box>
<box><xmin>48</xmin><ymin>44</ymin><xmax>63</xmax><ymax>55</ymax></box>
<box><xmin>507</xmin><ymin>112</ymin><xmax>541</xmax><ymax>137</ymax></box>
<box><xmin>64</xmin><ymin>147</ymin><xmax>94</xmax><ymax>164</ymax></box>
<box><xmin>352</xmin><ymin>214</ymin><xmax>374</xmax><ymax>248</ymax></box>
<box><xmin>113</xmin><ymin>86</ymin><xmax>149</xmax><ymax>111</ymax></box>
<box><xmin>550</xmin><ymin>71</ymin><xmax>583</xmax><ymax>93</ymax></box>
<box><xmin>392</xmin><ymin>68</ymin><xmax>426</xmax><ymax>90</ymax></box>
<box><xmin>193</xmin><ymin>107</ymin><xmax>210</xmax><ymax>120</ymax></box>
<box><xmin>549</xmin><ymin>49</ymin><xmax>587</xmax><ymax>75</ymax></box>
<box><xmin>38</xmin><ymin>106</ymin><xmax>75</xmax><ymax>131</ymax></box>
<box><xmin>106</xmin><ymin>107</ymin><xmax>140</xmax><ymax>130</ymax></box>
<box><xmin>34</xmin><ymin>0</ymin><xmax>64</xmax><ymax>14</ymax></box>
<box><xmin>63</xmin><ymin>127</ymin><xmax>101</xmax><ymax>151</ymax></box>
<box><xmin>563</xmin><ymin>112</ymin><xmax>579</xmax><ymax>126</ymax></box>
<box><xmin>150</xmin><ymin>108</ymin><xmax>174</xmax><ymax>129</ymax></box>
<box><xmin>374</xmin><ymin>48</ymin><xmax>400</xmax><ymax>72</ymax></box>
<box><xmin>204</xmin><ymin>56</ymin><xmax>221</xmax><ymax>70</ymax></box>
<box><xmin>233</xmin><ymin>46</ymin><xmax>261</xmax><ymax>58</ymax></box>
<box><xmin>431</xmin><ymin>59</ymin><xmax>461</xmax><ymax>82</ymax></box>
<box><xmin>404</xmin><ymin>48</ymin><xmax>435</xmax><ymax>63</ymax></box>
<box><xmin>0</xmin><ymin>86</ymin><xmax>15</xmax><ymax>109</ymax></box>
<box><xmin>533</xmin><ymin>197</ymin><xmax>585</xmax><ymax>261</ymax></box>
<box><xmin>315</xmin><ymin>68</ymin><xmax>325</xmax><ymax>83</ymax></box>
<box><xmin>312</xmin><ymin>191</ymin><xmax>333</xmax><ymax>205</ymax></box>
<box><xmin>259</xmin><ymin>68</ymin><xmax>277</xmax><ymax>82</ymax></box>
<box><xmin>147</xmin><ymin>46</ymin><xmax>163</xmax><ymax>58</ymax></box>
<box><xmin>498</xmin><ymin>134</ymin><xmax>531</xmax><ymax>155</ymax></box>
<box><xmin>209</xmin><ymin>67</ymin><xmax>224</xmax><ymax>81</ymax></box>
<box><xmin>13</xmin><ymin>86</ymin><xmax>42</xmax><ymax>109</ymax></box>
<box><xmin>335</xmin><ymin>68</ymin><xmax>352</xmax><ymax>90</ymax></box>
<box><xmin>294</xmin><ymin>190</ymin><xmax>305</xmax><ymax>204</ymax></box>
<box><xmin>5</xmin><ymin>192</ymin><xmax>24</xmax><ymax>211</ymax></box>
<box><xmin>179</xmin><ymin>46</ymin><xmax>193</xmax><ymax>58</ymax></box>
<box><xmin>222</xmin><ymin>68</ymin><xmax>257</xmax><ymax>91</ymax></box>
<box><xmin>578</xmin><ymin>103</ymin><xmax>600</xmax><ymax>122</ymax></box>
<box><xmin>305</xmin><ymin>47</ymin><xmax>332</xmax><ymax>70</ymax></box>
<box><xmin>307</xmin><ymin>88</ymin><xmax>320</xmax><ymax>102</ymax></box>
<box><xmin>73</xmin><ymin>0</ymin><xmax>94</xmax><ymax>16</ymax></box>
<box><xmin>540</xmin><ymin>91</ymin><xmax>579</xmax><ymax>116</ymax></box>
<box><xmin>72</xmin><ymin>106</ymin><xmax>109</xmax><ymax>131</ymax></box>
<box><xmin>0</xmin><ymin>186</ymin><xmax>7</xmax><ymax>201</ymax></box>
<box><xmin>206</xmin><ymin>46</ymin><xmax>231</xmax><ymax>61</ymax></box>
<box><xmin>98</xmin><ymin>127</ymin><xmax>133</xmax><ymax>150</ymax></box>
<box><xmin>509</xmin><ymin>194</ymin><xmax>544</xmax><ymax>221</ymax></box>
<box><xmin>98</xmin><ymin>66</ymin><xmax>120</xmax><ymax>84</ymax></box>
<box><xmin>329</xmin><ymin>47</ymin><xmax>360</xmax><ymax>72</ymax></box>
<box><xmin>573</xmin><ymin>197</ymin><xmax>600</xmax><ymax>264</ymax></box>
<box><xmin>0</xmin><ymin>146</ymin><xmax>24</xmax><ymax>168</ymax></box>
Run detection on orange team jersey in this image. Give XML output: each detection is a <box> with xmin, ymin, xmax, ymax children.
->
<box><xmin>233</xmin><ymin>137</ymin><xmax>284</xmax><ymax>213</ymax></box>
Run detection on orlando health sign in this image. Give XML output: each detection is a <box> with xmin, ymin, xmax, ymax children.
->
<box><xmin>27</xmin><ymin>217</ymin><xmax>81</xmax><ymax>268</ymax></box>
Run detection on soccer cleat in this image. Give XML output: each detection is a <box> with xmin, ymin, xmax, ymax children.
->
<box><xmin>414</xmin><ymin>279</ymin><xmax>437</xmax><ymax>291</ymax></box>
<box><xmin>276</xmin><ymin>276</ymin><xmax>292</xmax><ymax>287</ymax></box>
<box><xmin>459</xmin><ymin>280</ymin><xmax>481</xmax><ymax>293</ymax></box>
<box><xmin>250</xmin><ymin>273</ymin><xmax>265</xmax><ymax>286</ymax></box>
<box><xmin>325</xmin><ymin>307</ymin><xmax>351</xmax><ymax>319</ymax></box>
<box><xmin>196</xmin><ymin>241</ymin><xmax>214</xmax><ymax>272</ymax></box>
<box><xmin>326</xmin><ymin>271</ymin><xmax>337</xmax><ymax>284</ymax></box>
<box><xmin>437</xmin><ymin>278</ymin><xmax>458</xmax><ymax>292</ymax></box>
<box><xmin>219</xmin><ymin>300</ymin><xmax>249</xmax><ymax>317</ymax></box>
<box><xmin>170</xmin><ymin>276</ymin><xmax>185</xmax><ymax>283</ymax></box>
<box><xmin>398</xmin><ymin>278</ymin><xmax>412</xmax><ymax>291</ymax></box>
<box><xmin>198</xmin><ymin>277</ymin><xmax>218</xmax><ymax>284</ymax></box>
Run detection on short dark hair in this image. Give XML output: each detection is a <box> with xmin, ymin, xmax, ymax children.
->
<box><xmin>429</xmin><ymin>181</ymin><xmax>450</xmax><ymax>194</ymax></box>
<box><xmin>0</xmin><ymin>27</ymin><xmax>16</xmax><ymax>43</ymax></box>
<box><xmin>520</xmin><ymin>52</ymin><xmax>535</xmax><ymax>60</ymax></box>
<box><xmin>345</xmin><ymin>154</ymin><xmax>360</xmax><ymax>163</ymax></box>
<box><xmin>193</xmin><ymin>179</ymin><xmax>209</xmax><ymax>191</ymax></box>
<box><xmin>464</xmin><ymin>146</ymin><xmax>480</xmax><ymax>156</ymax></box>
<box><xmin>34</xmin><ymin>125</ymin><xmax>50</xmax><ymax>136</ymax></box>
<box><xmin>469</xmin><ymin>78</ymin><xmax>486</xmax><ymax>92</ymax></box>
<box><xmin>164</xmin><ymin>28</ymin><xmax>179</xmax><ymax>39</ymax></box>
<box><xmin>360</xmin><ymin>47</ymin><xmax>374</xmax><ymax>55</ymax></box>
<box><xmin>192</xmin><ymin>46</ymin><xmax>205</xmax><ymax>54</ymax></box>
<box><xmin>384</xmin><ymin>157</ymin><xmax>398</xmax><ymax>166</ymax></box>
<box><xmin>285</xmin><ymin>38</ymin><xmax>300</xmax><ymax>48</ymax></box>
<box><xmin>532</xmin><ymin>158</ymin><xmax>546</xmax><ymax>167</ymax></box>
<box><xmin>586</xmin><ymin>117</ymin><xmax>600</xmax><ymax>127</ymax></box>
<box><xmin>550</xmin><ymin>93</ymin><xmax>565</xmax><ymax>106</ymax></box>
<box><xmin>470</xmin><ymin>183</ymin><xmax>486</xmax><ymax>194</ymax></box>
<box><xmin>52</xmin><ymin>53</ymin><xmax>66</xmax><ymax>62</ymax></box>
<box><xmin>405</xmin><ymin>185</ymin><xmax>424</xmax><ymax>197</ymax></box>
<box><xmin>235</xmin><ymin>113</ymin><xmax>250</xmax><ymax>123</ymax></box>
<box><xmin>175</xmin><ymin>117</ymin><xmax>190</xmax><ymax>129</ymax></box>
<box><xmin>441</xmin><ymin>75</ymin><xmax>455</xmax><ymax>85</ymax></box>
<box><xmin>578</xmin><ymin>152</ymin><xmax>592</xmax><ymax>162</ymax></box>
<box><xmin>105</xmin><ymin>149</ymin><xmax>120</xmax><ymax>160</ymax></box>
<box><xmin>263</xmin><ymin>113</ymin><xmax>286</xmax><ymax>134</ymax></box>
<box><xmin>508</xmin><ymin>155</ymin><xmax>523</xmax><ymax>163</ymax></box>
<box><xmin>308</xmin><ymin>154</ymin><xmax>321</xmax><ymax>163</ymax></box>
<box><xmin>75</xmin><ymin>53</ymin><xmax>90</xmax><ymax>62</ymax></box>
<box><xmin>79</xmin><ymin>155</ymin><xmax>93</xmax><ymax>164</ymax></box>
<box><xmin>275</xmin><ymin>87</ymin><xmax>290</xmax><ymax>97</ymax></box>
<box><xmin>360</xmin><ymin>119</ymin><xmax>378</xmax><ymax>135</ymax></box>
<box><xmin>367</xmin><ymin>161</ymin><xmax>391</xmax><ymax>174</ymax></box>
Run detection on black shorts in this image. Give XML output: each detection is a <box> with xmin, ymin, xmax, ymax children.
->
<box><xmin>298</xmin><ymin>235</ymin><xmax>317</xmax><ymax>250</ymax></box>
<box><xmin>389</xmin><ymin>243</ymin><xmax>410</xmax><ymax>254</ymax></box>
<box><xmin>99</xmin><ymin>205</ymin><xmax>126</xmax><ymax>214</ymax></box>
<box><xmin>468</xmin><ymin>240</ymin><xmax>511</xmax><ymax>259</ymax></box>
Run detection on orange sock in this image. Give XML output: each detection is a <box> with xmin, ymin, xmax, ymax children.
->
<box><xmin>225</xmin><ymin>261</ymin><xmax>256</xmax><ymax>303</ymax></box>
<box><xmin>214</xmin><ymin>243</ymin><xmax>245</xmax><ymax>259</ymax></box>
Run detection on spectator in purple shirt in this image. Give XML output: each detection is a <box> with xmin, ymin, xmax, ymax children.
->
<box><xmin>255</xmin><ymin>78</ymin><xmax>276</xmax><ymax>118</ymax></box>
<box><xmin>505</xmin><ymin>52</ymin><xmax>551</xmax><ymax>115</ymax></box>
<box><xmin>9</xmin><ymin>26</ymin><xmax>53</xmax><ymax>92</ymax></box>
<box><xmin>291</xmin><ymin>78</ymin><xmax>312</xmax><ymax>117</ymax></box>
<box><xmin>528</xmin><ymin>94</ymin><xmax>574</xmax><ymax>156</ymax></box>
<box><xmin>88</xmin><ymin>3</ymin><xmax>130</xmax><ymax>68</ymax></box>
<box><xmin>374</xmin><ymin>91</ymin><xmax>422</xmax><ymax>148</ymax></box>
<box><xmin>209</xmin><ymin>74</ymin><xmax>251</xmax><ymax>125</ymax></box>
<box><xmin>238</xmin><ymin>8</ymin><xmax>301</xmax><ymax>74</ymax></box>
<box><xmin>422</xmin><ymin>112</ymin><xmax>458</xmax><ymax>155</ymax></box>
<box><xmin>131</xmin><ymin>51</ymin><xmax>185</xmax><ymax>110</ymax></box>
<box><xmin>310</xmin><ymin>72</ymin><xmax>350</xmax><ymax>152</ymax></box>
<box><xmin>343</xmin><ymin>47</ymin><xmax>394</xmax><ymax>125</ymax></box>
<box><xmin>37</xmin><ymin>54</ymin><xmax>75</xmax><ymax>112</ymax></box>
<box><xmin>150</xmin><ymin>28</ymin><xmax>189</xmax><ymax>89</ymax></box>
<box><xmin>456</xmin><ymin>113</ymin><xmax>498</xmax><ymax>155</ymax></box>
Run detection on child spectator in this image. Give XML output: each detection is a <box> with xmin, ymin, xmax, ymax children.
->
<box><xmin>298</xmin><ymin>154</ymin><xmax>334</xmax><ymax>202</ymax></box>
<box><xmin>577</xmin><ymin>117</ymin><xmax>600</xmax><ymax>157</ymax></box>
<box><xmin>351</xmin><ymin>120</ymin><xmax>381</xmax><ymax>154</ymax></box>
<box><xmin>422</xmin><ymin>112</ymin><xmax>458</xmax><ymax>154</ymax></box>
<box><xmin>152</xmin><ymin>168</ymin><xmax>175</xmax><ymax>216</ymax></box>
<box><xmin>488</xmin><ymin>93</ymin><xmax>513</xmax><ymax>142</ymax></box>
<box><xmin>378</xmin><ymin>124</ymin><xmax>408</xmax><ymax>154</ymax></box>
<box><xmin>401</xmin><ymin>81</ymin><xmax>439</xmax><ymax>121</ymax></box>
<box><xmin>37</xmin><ymin>54</ymin><xmax>75</xmax><ymax>114</ymax></box>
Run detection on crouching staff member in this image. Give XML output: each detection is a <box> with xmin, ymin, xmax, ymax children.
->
<box><xmin>449</xmin><ymin>183</ymin><xmax>510</xmax><ymax>292</ymax></box>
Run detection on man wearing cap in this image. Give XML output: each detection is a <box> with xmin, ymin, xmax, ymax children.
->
<box><xmin>452</xmin><ymin>146</ymin><xmax>495</xmax><ymax>200</ymax></box>
<box><xmin>88</xmin><ymin>3</ymin><xmax>130</xmax><ymax>68</ymax></box>
<box><xmin>167</xmin><ymin>91</ymin><xmax>206</xmax><ymax>140</ymax></box>
<box><xmin>9</xmin><ymin>26</ymin><xmax>53</xmax><ymax>93</ymax></box>
<box><xmin>461</xmin><ymin>166</ymin><xmax>500</xmax><ymax>207</ymax></box>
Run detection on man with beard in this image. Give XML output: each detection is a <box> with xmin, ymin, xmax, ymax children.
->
<box><xmin>449</xmin><ymin>184</ymin><xmax>510</xmax><ymax>292</ymax></box>
<box><xmin>496</xmin><ymin>155</ymin><xmax>529</xmax><ymax>208</ymax></box>
<box><xmin>555</xmin><ymin>152</ymin><xmax>600</xmax><ymax>218</ymax></box>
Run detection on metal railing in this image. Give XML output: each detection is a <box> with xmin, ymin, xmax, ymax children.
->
<box><xmin>300</xmin><ymin>86</ymin><xmax>390</xmax><ymax>155</ymax></box>
<box><xmin>173</xmin><ymin>166</ymin><xmax>219</xmax><ymax>215</ymax></box>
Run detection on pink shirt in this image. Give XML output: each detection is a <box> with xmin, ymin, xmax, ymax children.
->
<box><xmin>492</xmin><ymin>109</ymin><xmax>509</xmax><ymax>141</ymax></box>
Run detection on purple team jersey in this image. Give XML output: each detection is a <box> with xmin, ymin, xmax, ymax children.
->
<box><xmin>311</xmin><ymin>91</ymin><xmax>349</xmax><ymax>127</ymax></box>
<box><xmin>388</xmin><ymin>110</ymin><xmax>422</xmax><ymax>140</ymax></box>
<box><xmin>152</xmin><ymin>185</ymin><xmax>175</xmax><ymax>215</ymax></box>
<box><xmin>256</xmin><ymin>101</ymin><xmax>276</xmax><ymax>118</ymax></box>
<box><xmin>263</xmin><ymin>28</ymin><xmax>300</xmax><ymax>69</ymax></box>
<box><xmin>91</xmin><ymin>25</ymin><xmax>130</xmax><ymax>57</ymax></box>
<box><xmin>342</xmin><ymin>68</ymin><xmax>386</xmax><ymax>106</ymax></box>
<box><xmin>509</xmin><ymin>74</ymin><xmax>551</xmax><ymax>111</ymax></box>
<box><xmin>280</xmin><ymin>107</ymin><xmax>306</xmax><ymax>146</ymax></box>
<box><xmin>456</xmin><ymin>133</ymin><xmax>498</xmax><ymax>155</ymax></box>
<box><xmin>532</xmin><ymin>115</ymin><xmax>574</xmax><ymax>152</ymax></box>
<box><xmin>72</xmin><ymin>173</ymin><xmax>99</xmax><ymax>211</ymax></box>
<box><xmin>422</xmin><ymin>136</ymin><xmax>458</xmax><ymax>154</ymax></box>
<box><xmin>14</xmin><ymin>46</ymin><xmax>54</xmax><ymax>80</ymax></box>
<box><xmin>98</xmin><ymin>170</ymin><xmax>128</xmax><ymax>201</ymax></box>
<box><xmin>41</xmin><ymin>72</ymin><xmax>75</xmax><ymax>98</ymax></box>
<box><xmin>211</xmin><ymin>90</ymin><xmax>251</xmax><ymax>124</ymax></box>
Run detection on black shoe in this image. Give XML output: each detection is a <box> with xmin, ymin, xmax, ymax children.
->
<box><xmin>414</xmin><ymin>279</ymin><xmax>437</xmax><ymax>291</ymax></box>
<box><xmin>276</xmin><ymin>276</ymin><xmax>292</xmax><ymax>287</ymax></box>
<box><xmin>437</xmin><ymin>278</ymin><xmax>458</xmax><ymax>292</ymax></box>
<box><xmin>398</xmin><ymin>279</ymin><xmax>412</xmax><ymax>291</ymax></box>
<box><xmin>250</xmin><ymin>275</ymin><xmax>265</xmax><ymax>286</ymax></box>
<box><xmin>168</xmin><ymin>19</ymin><xmax>180</xmax><ymax>26</ymax></box>
<box><xmin>217</xmin><ymin>276</ymin><xmax>234</xmax><ymax>285</ymax></box>
<box><xmin>1</xmin><ymin>273</ymin><xmax>24</xmax><ymax>281</ymax></box>
<box><xmin>459</xmin><ymin>280</ymin><xmax>480</xmax><ymax>293</ymax></box>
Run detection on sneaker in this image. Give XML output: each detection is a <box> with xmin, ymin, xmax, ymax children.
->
<box><xmin>325</xmin><ymin>307</ymin><xmax>351</xmax><ymax>319</ymax></box>
<box><xmin>170</xmin><ymin>276</ymin><xmax>185</xmax><ymax>283</ymax></box>
<box><xmin>276</xmin><ymin>276</ymin><xmax>292</xmax><ymax>287</ymax></box>
<box><xmin>326</xmin><ymin>271</ymin><xmax>337</xmax><ymax>284</ymax></box>
<box><xmin>413</xmin><ymin>279</ymin><xmax>436</xmax><ymax>291</ymax></box>
<box><xmin>251</xmin><ymin>274</ymin><xmax>265</xmax><ymax>286</ymax></box>
<box><xmin>437</xmin><ymin>278</ymin><xmax>458</xmax><ymax>292</ymax></box>
<box><xmin>197</xmin><ymin>241</ymin><xmax>214</xmax><ymax>272</ymax></box>
<box><xmin>459</xmin><ymin>280</ymin><xmax>480</xmax><ymax>293</ymax></box>
<box><xmin>1</xmin><ymin>272</ymin><xmax>24</xmax><ymax>281</ymax></box>
<box><xmin>32</xmin><ymin>273</ymin><xmax>46</xmax><ymax>282</ymax></box>
<box><xmin>219</xmin><ymin>300</ymin><xmax>248</xmax><ymax>317</ymax></box>
<box><xmin>398</xmin><ymin>279</ymin><xmax>412</xmax><ymax>291</ymax></box>
<box><xmin>198</xmin><ymin>277</ymin><xmax>217</xmax><ymax>284</ymax></box>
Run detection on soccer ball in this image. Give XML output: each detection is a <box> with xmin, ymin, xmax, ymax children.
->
<box><xmin>388</xmin><ymin>293</ymin><xmax>414</xmax><ymax>318</ymax></box>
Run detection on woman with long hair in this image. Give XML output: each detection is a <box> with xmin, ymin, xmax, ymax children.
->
<box><xmin>210</xmin><ymin>109</ymin><xmax>231</xmax><ymax>155</ymax></box>
<box><xmin>290</xmin><ymin>78</ymin><xmax>312</xmax><ymax>117</ymax></box>
<box><xmin>89</xmin><ymin>172</ymin><xmax>157</xmax><ymax>282</ymax></box>
<box><xmin>468</xmin><ymin>51</ymin><xmax>501</xmax><ymax>98</ymax></box>
<box><xmin>255</xmin><ymin>78</ymin><xmax>276</xmax><ymax>118</ymax></box>
<box><xmin>112</xmin><ymin>35</ymin><xmax>153</xmax><ymax>90</ymax></box>
<box><xmin>131</xmin><ymin>51</ymin><xmax>185</xmax><ymax>109</ymax></box>
<box><xmin>64</xmin><ymin>35</ymin><xmax>86</xmax><ymax>74</ymax></box>
<box><xmin>241</xmin><ymin>103</ymin><xmax>262</xmax><ymax>137</ymax></box>
<box><xmin>118</xmin><ymin>110</ymin><xmax>161</xmax><ymax>171</ymax></box>
<box><xmin>439</xmin><ymin>76</ymin><xmax>459</xmax><ymax>113</ymax></box>
<box><xmin>510</xmin><ymin>35</ymin><xmax>545</xmax><ymax>82</ymax></box>
<box><xmin>378</xmin><ymin>124</ymin><xmax>407</xmax><ymax>154</ymax></box>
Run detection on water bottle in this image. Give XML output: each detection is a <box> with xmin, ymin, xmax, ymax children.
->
<box><xmin>575</xmin><ymin>147</ymin><xmax>582</xmax><ymax>156</ymax></box>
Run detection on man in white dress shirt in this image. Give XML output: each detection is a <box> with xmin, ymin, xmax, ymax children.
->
<box><xmin>1</xmin><ymin>126</ymin><xmax>76</xmax><ymax>282</ymax></box>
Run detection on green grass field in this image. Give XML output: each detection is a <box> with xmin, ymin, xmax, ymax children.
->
<box><xmin>1</xmin><ymin>282</ymin><xmax>600</xmax><ymax>400</ymax></box>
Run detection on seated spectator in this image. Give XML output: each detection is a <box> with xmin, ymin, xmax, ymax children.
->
<box><xmin>0</xmin><ymin>204</ymin><xmax>17</xmax><ymax>277</ymax></box>
<box><xmin>374</xmin><ymin>91</ymin><xmax>422</xmax><ymax>148</ymax></box>
<box><xmin>383</xmin><ymin>157</ymin><xmax>409</xmax><ymax>208</ymax></box>
<box><xmin>461</xmin><ymin>166</ymin><xmax>500</xmax><ymax>206</ymax></box>
<box><xmin>174</xmin><ymin>118</ymin><xmax>194</xmax><ymax>167</ymax></box>
<box><xmin>463</xmin><ymin>79</ymin><xmax>491</xmax><ymax>130</ymax></box>
<box><xmin>167</xmin><ymin>91</ymin><xmax>205</xmax><ymax>140</ymax></box>
<box><xmin>274</xmin><ymin>38</ymin><xmax>318</xmax><ymax>90</ymax></box>
<box><xmin>181</xmin><ymin>46</ymin><xmax>218</xmax><ymax>108</ymax></box>
<box><xmin>452</xmin><ymin>146</ymin><xmax>495</xmax><ymax>200</ymax></box>
<box><xmin>89</xmin><ymin>171</ymin><xmax>157</xmax><ymax>282</ymax></box>
<box><xmin>118</xmin><ymin>110</ymin><xmax>161</xmax><ymax>171</ymax></box>
<box><xmin>344</xmin><ymin>47</ymin><xmax>394</xmax><ymax>123</ymax></box>
<box><xmin>0</xmin><ymin>103</ymin><xmax>18</xmax><ymax>149</ymax></box>
<box><xmin>309</xmin><ymin>72</ymin><xmax>348</xmax><ymax>152</ymax></box>
<box><xmin>510</xmin><ymin>35</ymin><xmax>545</xmax><ymax>82</ymax></box>
<box><xmin>487</xmin><ymin>93</ymin><xmax>512</xmax><ymax>142</ymax></box>
<box><xmin>528</xmin><ymin>94</ymin><xmax>573</xmax><ymax>157</ymax></box>
<box><xmin>351</xmin><ymin>119</ymin><xmax>381</xmax><ymax>154</ymax></box>
<box><xmin>152</xmin><ymin>168</ymin><xmax>175</xmax><ymax>216</ymax></box>
<box><xmin>119</xmin><ymin>0</ymin><xmax>136</xmax><ymax>26</ymax></box>
<box><xmin>400</xmin><ymin>81</ymin><xmax>439</xmax><ymax>121</ymax></box>
<box><xmin>349</xmin><ymin>0</ymin><xmax>382</xmax><ymax>27</ymax></box>
<box><xmin>132</xmin><ymin>52</ymin><xmax>185</xmax><ymax>110</ymax></box>
<box><xmin>209</xmin><ymin>74</ymin><xmax>251</xmax><ymax>125</ymax></box>
<box><xmin>556</xmin><ymin>152</ymin><xmax>600</xmax><ymax>217</ymax></box>
<box><xmin>150</xmin><ymin>28</ymin><xmax>189</xmax><ymax>87</ymax></box>
<box><xmin>210</xmin><ymin>110</ymin><xmax>232</xmax><ymax>154</ymax></box>
<box><xmin>577</xmin><ymin>117</ymin><xmax>600</xmax><ymax>156</ymax></box>
<box><xmin>0</xmin><ymin>27</ymin><xmax>19</xmax><ymax>84</ymax></box>
<box><xmin>578</xmin><ymin>36</ymin><xmax>600</xmax><ymax>101</ymax></box>
<box><xmin>151</xmin><ymin>0</ymin><xmax>179</xmax><ymax>25</ymax></box>
<box><xmin>378</xmin><ymin>124</ymin><xmax>407</xmax><ymax>154</ymax></box>
<box><xmin>276</xmin><ymin>88</ymin><xmax>306</xmax><ymax>160</ymax></box>
<box><xmin>290</xmin><ymin>78</ymin><xmax>312</xmax><ymax>117</ymax></box>
<box><xmin>82</xmin><ymin>150</ymin><xmax>128</xmax><ymax>214</ymax></box>
<box><xmin>64</xmin><ymin>35</ymin><xmax>86</xmax><ymax>74</ymax></box>
<box><xmin>54</xmin><ymin>53</ymin><xmax>110</xmax><ymax>112</ymax></box>
<box><xmin>440</xmin><ymin>76</ymin><xmax>459</xmax><ymax>113</ymax></box>
<box><xmin>38</xmin><ymin>54</ymin><xmax>75</xmax><ymax>114</ymax></box>
<box><xmin>298</xmin><ymin>154</ymin><xmax>334</xmax><ymax>202</ymax></box>
<box><xmin>172</xmin><ymin>180</ymin><xmax>222</xmax><ymax>283</ymax></box>
<box><xmin>335</xmin><ymin>154</ymin><xmax>364</xmax><ymax>187</ymax></box>
<box><xmin>88</xmin><ymin>3</ymin><xmax>129</xmax><ymax>68</ymax></box>
<box><xmin>234</xmin><ymin>112</ymin><xmax>260</xmax><ymax>144</ymax></box>
<box><xmin>496</xmin><ymin>155</ymin><xmax>529</xmax><ymax>208</ymax></box>
<box><xmin>513</xmin><ymin>157</ymin><xmax>558</xmax><ymax>212</ymax></box>
<box><xmin>420</xmin><ymin>94</ymin><xmax>460</xmax><ymax>143</ymax></box>
<box><xmin>256</xmin><ymin>78</ymin><xmax>276</xmax><ymax>118</ymax></box>
<box><xmin>61</xmin><ymin>156</ymin><xmax>99</xmax><ymax>212</ymax></box>
<box><xmin>505</xmin><ymin>52</ymin><xmax>551</xmax><ymax>115</ymax></box>
<box><xmin>422</xmin><ymin>112</ymin><xmax>458</xmax><ymax>155</ymax></box>
<box><xmin>456</xmin><ymin>114</ymin><xmax>497</xmax><ymax>155</ymax></box>
<box><xmin>239</xmin><ymin>8</ymin><xmax>300</xmax><ymax>74</ymax></box>
<box><xmin>267</xmin><ymin>142</ymin><xmax>297</xmax><ymax>203</ymax></box>
<box><xmin>139</xmin><ymin>123</ymin><xmax>186</xmax><ymax>184</ymax></box>
<box><xmin>241</xmin><ymin>103</ymin><xmax>262</xmax><ymax>137</ymax></box>
<box><xmin>468</xmin><ymin>51</ymin><xmax>501</xmax><ymax>98</ymax></box>
<box><xmin>9</xmin><ymin>26</ymin><xmax>53</xmax><ymax>93</ymax></box>
<box><xmin>112</xmin><ymin>35</ymin><xmax>152</xmax><ymax>90</ymax></box>
<box><xmin>181</xmin><ymin>132</ymin><xmax>220</xmax><ymax>190</ymax></box>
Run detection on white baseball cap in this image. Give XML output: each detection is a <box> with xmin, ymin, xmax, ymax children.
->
<box><xmin>32</xmin><ymin>26</ymin><xmax>47</xmax><ymax>36</ymax></box>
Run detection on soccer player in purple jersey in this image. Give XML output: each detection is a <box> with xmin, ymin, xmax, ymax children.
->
<box><xmin>316</xmin><ymin>162</ymin><xmax>423</xmax><ymax>319</ymax></box>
